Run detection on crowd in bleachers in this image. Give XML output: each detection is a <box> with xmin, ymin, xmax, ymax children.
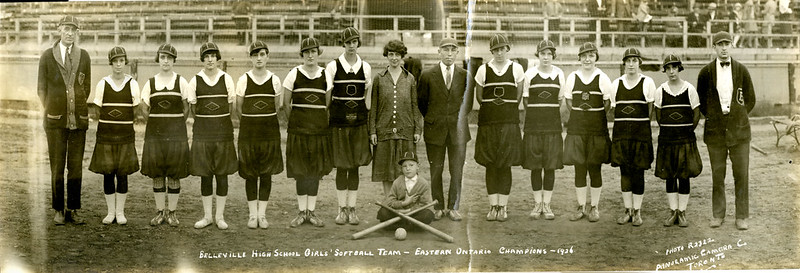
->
<box><xmin>1</xmin><ymin>0</ymin><xmax>797</xmax><ymax>49</ymax></box>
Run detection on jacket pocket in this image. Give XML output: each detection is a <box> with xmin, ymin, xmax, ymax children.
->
<box><xmin>46</xmin><ymin>114</ymin><xmax>62</xmax><ymax>120</ymax></box>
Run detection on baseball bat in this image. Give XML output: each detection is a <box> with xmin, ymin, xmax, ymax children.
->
<box><xmin>351</xmin><ymin>200</ymin><xmax>437</xmax><ymax>240</ymax></box>
<box><xmin>376</xmin><ymin>202</ymin><xmax>454</xmax><ymax>243</ymax></box>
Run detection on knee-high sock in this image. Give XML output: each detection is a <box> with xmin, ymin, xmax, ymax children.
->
<box><xmin>297</xmin><ymin>195</ymin><xmax>308</xmax><ymax>211</ymax></box>
<box><xmin>543</xmin><ymin>190</ymin><xmax>553</xmax><ymax>203</ymax></box>
<box><xmin>575</xmin><ymin>187</ymin><xmax>587</xmax><ymax>206</ymax></box>
<box><xmin>247</xmin><ymin>200</ymin><xmax>257</xmax><ymax>217</ymax></box>
<box><xmin>336</xmin><ymin>190</ymin><xmax>347</xmax><ymax>208</ymax></box>
<box><xmin>498</xmin><ymin>194</ymin><xmax>509</xmax><ymax>207</ymax></box>
<box><xmin>590</xmin><ymin>187</ymin><xmax>602</xmax><ymax>207</ymax></box>
<box><xmin>307</xmin><ymin>195</ymin><xmax>317</xmax><ymax>211</ymax></box>
<box><xmin>622</xmin><ymin>191</ymin><xmax>633</xmax><ymax>209</ymax></box>
<box><xmin>678</xmin><ymin>194</ymin><xmax>689</xmax><ymax>211</ymax></box>
<box><xmin>632</xmin><ymin>194</ymin><xmax>643</xmax><ymax>210</ymax></box>
<box><xmin>258</xmin><ymin>201</ymin><xmax>268</xmax><ymax>217</ymax></box>
<box><xmin>667</xmin><ymin>192</ymin><xmax>678</xmax><ymax>210</ymax></box>
<box><xmin>488</xmin><ymin>193</ymin><xmax>499</xmax><ymax>206</ymax></box>
<box><xmin>167</xmin><ymin>193</ymin><xmax>179</xmax><ymax>211</ymax></box>
<box><xmin>347</xmin><ymin>191</ymin><xmax>358</xmax><ymax>208</ymax></box>
<box><xmin>215</xmin><ymin>195</ymin><xmax>226</xmax><ymax>220</ymax></box>
<box><xmin>154</xmin><ymin>192</ymin><xmax>166</xmax><ymax>211</ymax></box>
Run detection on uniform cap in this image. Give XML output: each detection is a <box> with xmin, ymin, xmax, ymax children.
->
<box><xmin>397</xmin><ymin>151</ymin><xmax>419</xmax><ymax>165</ymax></box>
<box><xmin>439</xmin><ymin>38</ymin><xmax>458</xmax><ymax>48</ymax></box>
<box><xmin>712</xmin><ymin>31</ymin><xmax>732</xmax><ymax>45</ymax></box>
<box><xmin>108</xmin><ymin>46</ymin><xmax>127</xmax><ymax>62</ymax></box>
<box><xmin>622</xmin><ymin>48</ymin><xmax>641</xmax><ymax>61</ymax></box>
<box><xmin>489</xmin><ymin>34</ymin><xmax>510</xmax><ymax>51</ymax></box>
<box><xmin>200</xmin><ymin>42</ymin><xmax>220</xmax><ymax>56</ymax></box>
<box><xmin>341</xmin><ymin>27</ymin><xmax>360</xmax><ymax>43</ymax></box>
<box><xmin>536</xmin><ymin>40</ymin><xmax>556</xmax><ymax>54</ymax></box>
<box><xmin>578</xmin><ymin>42</ymin><xmax>598</xmax><ymax>56</ymax></box>
<box><xmin>300</xmin><ymin>37</ymin><xmax>323</xmax><ymax>54</ymax></box>
<box><xmin>662</xmin><ymin>54</ymin><xmax>682</xmax><ymax>67</ymax></box>
<box><xmin>249</xmin><ymin>40</ymin><xmax>269</xmax><ymax>55</ymax></box>
<box><xmin>58</xmin><ymin>15</ymin><xmax>80</xmax><ymax>29</ymax></box>
<box><xmin>155</xmin><ymin>43</ymin><xmax>177</xmax><ymax>62</ymax></box>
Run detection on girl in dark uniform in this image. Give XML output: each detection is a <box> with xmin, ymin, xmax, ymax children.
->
<box><xmin>325</xmin><ymin>27</ymin><xmax>373</xmax><ymax>225</ymax></box>
<box><xmin>282</xmin><ymin>37</ymin><xmax>334</xmax><ymax>228</ymax></box>
<box><xmin>141</xmin><ymin>44</ymin><xmax>191</xmax><ymax>227</ymax></box>
<box><xmin>655</xmin><ymin>54</ymin><xmax>702</xmax><ymax>227</ymax></box>
<box><xmin>610</xmin><ymin>48</ymin><xmax>656</xmax><ymax>226</ymax></box>
<box><xmin>474</xmin><ymin>34</ymin><xmax>525</xmax><ymax>222</ymax></box>
<box><xmin>523</xmin><ymin>40</ymin><xmax>565</xmax><ymax>220</ymax></box>
<box><xmin>188</xmin><ymin>42</ymin><xmax>238</xmax><ymax>230</ymax></box>
<box><xmin>90</xmin><ymin>46</ymin><xmax>140</xmax><ymax>225</ymax></box>
<box><xmin>563</xmin><ymin>42</ymin><xmax>613</xmax><ymax>223</ymax></box>
<box><xmin>235</xmin><ymin>41</ymin><xmax>284</xmax><ymax>229</ymax></box>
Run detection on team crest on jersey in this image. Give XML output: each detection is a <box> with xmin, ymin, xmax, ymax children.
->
<box><xmin>669</xmin><ymin>112</ymin><xmax>684</xmax><ymax>120</ymax></box>
<box><xmin>581</xmin><ymin>91</ymin><xmax>590</xmax><ymax>101</ymax></box>
<box><xmin>346</xmin><ymin>85</ymin><xmax>358</xmax><ymax>96</ymax></box>
<box><xmin>493</xmin><ymin>87</ymin><xmax>505</xmax><ymax>98</ymax></box>
<box><xmin>157</xmin><ymin>100</ymin><xmax>171</xmax><ymax>109</ymax></box>
<box><xmin>253</xmin><ymin>100</ymin><xmax>268</xmax><ymax>110</ymax></box>
<box><xmin>108</xmin><ymin>109</ymin><xmax>123</xmax><ymax>118</ymax></box>
<box><xmin>205</xmin><ymin>101</ymin><xmax>220</xmax><ymax>111</ymax></box>
<box><xmin>305</xmin><ymin>94</ymin><xmax>320</xmax><ymax>103</ymax></box>
<box><xmin>736</xmin><ymin>88</ymin><xmax>745</xmax><ymax>106</ymax></box>
<box><xmin>621</xmin><ymin>105</ymin><xmax>636</xmax><ymax>115</ymax></box>
<box><xmin>345</xmin><ymin>100</ymin><xmax>359</xmax><ymax>109</ymax></box>
<box><xmin>538</xmin><ymin>91</ymin><xmax>552</xmax><ymax>99</ymax></box>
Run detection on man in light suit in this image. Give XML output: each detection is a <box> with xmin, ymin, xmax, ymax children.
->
<box><xmin>37</xmin><ymin>15</ymin><xmax>92</xmax><ymax>225</ymax></box>
<box><xmin>416</xmin><ymin>38</ymin><xmax>471</xmax><ymax>221</ymax></box>
<box><xmin>697</xmin><ymin>31</ymin><xmax>756</xmax><ymax>230</ymax></box>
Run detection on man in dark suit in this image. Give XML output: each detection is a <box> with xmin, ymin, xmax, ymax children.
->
<box><xmin>37</xmin><ymin>15</ymin><xmax>92</xmax><ymax>225</ymax></box>
<box><xmin>701</xmin><ymin>3</ymin><xmax>728</xmax><ymax>35</ymax></box>
<box><xmin>697</xmin><ymin>31</ymin><xmax>756</xmax><ymax>231</ymax></box>
<box><xmin>586</xmin><ymin>0</ymin><xmax>610</xmax><ymax>45</ymax></box>
<box><xmin>417</xmin><ymin>38</ymin><xmax>471</xmax><ymax>221</ymax></box>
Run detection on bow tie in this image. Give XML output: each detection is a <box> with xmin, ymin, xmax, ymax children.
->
<box><xmin>720</xmin><ymin>61</ymin><xmax>731</xmax><ymax>67</ymax></box>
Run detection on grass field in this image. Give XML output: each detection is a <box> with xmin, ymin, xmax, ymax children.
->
<box><xmin>0</xmin><ymin>112</ymin><xmax>799</xmax><ymax>272</ymax></box>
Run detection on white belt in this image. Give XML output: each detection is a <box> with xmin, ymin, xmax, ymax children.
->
<box><xmin>294</xmin><ymin>88</ymin><xmax>327</xmax><ymax>94</ymax></box>
<box><xmin>102</xmin><ymin>103</ymin><xmax>134</xmax><ymax>107</ymax></box>
<box><xmin>332</xmin><ymin>96</ymin><xmax>365</xmax><ymax>101</ymax></box>
<box><xmin>660</xmin><ymin>104</ymin><xmax>691</xmax><ymax>109</ymax></box>
<box><xmin>481</xmin><ymin>99</ymin><xmax>517</xmax><ymax>103</ymax></box>
<box><xmin>572</xmin><ymin>91</ymin><xmax>603</xmax><ymax>96</ymax></box>
<box><xmin>292</xmin><ymin>104</ymin><xmax>327</xmax><ymax>109</ymax></box>
<box><xmin>197</xmin><ymin>94</ymin><xmax>228</xmax><ymax>98</ymax></box>
<box><xmin>245</xmin><ymin>94</ymin><xmax>275</xmax><ymax>98</ymax></box>
<box><xmin>615</xmin><ymin>100</ymin><xmax>647</xmax><ymax>104</ymax></box>
<box><xmin>571</xmin><ymin>107</ymin><xmax>605</xmax><ymax>111</ymax></box>
<box><xmin>660</xmin><ymin>123</ymin><xmax>693</xmax><ymax>127</ymax></box>
<box><xmin>334</xmin><ymin>80</ymin><xmax>365</xmax><ymax>84</ymax></box>
<box><xmin>242</xmin><ymin>113</ymin><xmax>277</xmax><ymax>117</ymax></box>
<box><xmin>150</xmin><ymin>92</ymin><xmax>181</xmax><ymax>97</ymax></box>
<box><xmin>149</xmin><ymin>113</ymin><xmax>184</xmax><ymax>118</ymax></box>
<box><xmin>530</xmin><ymin>83</ymin><xmax>560</xmax><ymax>89</ymax></box>
<box><xmin>484</xmin><ymin>82</ymin><xmax>516</xmax><ymax>87</ymax></box>
<box><xmin>99</xmin><ymin>119</ymin><xmax>134</xmax><ymax>124</ymax></box>
<box><xmin>614</xmin><ymin>117</ymin><xmax>650</xmax><ymax>122</ymax></box>
<box><xmin>527</xmin><ymin>103</ymin><xmax>560</xmax><ymax>107</ymax></box>
<box><xmin>195</xmin><ymin>113</ymin><xmax>231</xmax><ymax>118</ymax></box>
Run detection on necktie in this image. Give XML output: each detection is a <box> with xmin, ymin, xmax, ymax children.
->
<box><xmin>65</xmin><ymin>46</ymin><xmax>72</xmax><ymax>70</ymax></box>
<box><xmin>445</xmin><ymin>65</ymin><xmax>452</xmax><ymax>90</ymax></box>
<box><xmin>721</xmin><ymin>61</ymin><xmax>730</xmax><ymax>67</ymax></box>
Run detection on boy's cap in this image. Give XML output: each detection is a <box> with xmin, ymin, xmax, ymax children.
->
<box><xmin>108</xmin><ymin>46</ymin><xmax>127</xmax><ymax>62</ymax></box>
<box><xmin>537</xmin><ymin>40</ymin><xmax>556</xmax><ymax>53</ymax></box>
<box><xmin>489</xmin><ymin>34</ymin><xmax>510</xmax><ymax>51</ymax></box>
<box><xmin>249</xmin><ymin>40</ymin><xmax>269</xmax><ymax>55</ymax></box>
<box><xmin>59</xmin><ymin>15</ymin><xmax>80</xmax><ymax>29</ymax></box>
<box><xmin>662</xmin><ymin>54</ymin><xmax>682</xmax><ymax>67</ymax></box>
<box><xmin>300</xmin><ymin>37</ymin><xmax>323</xmax><ymax>54</ymax></box>
<box><xmin>397</xmin><ymin>151</ymin><xmax>418</xmax><ymax>165</ymax></box>
<box><xmin>200</xmin><ymin>42</ymin><xmax>220</xmax><ymax>56</ymax></box>
<box><xmin>439</xmin><ymin>38</ymin><xmax>458</xmax><ymax>48</ymax></box>
<box><xmin>578</xmin><ymin>42</ymin><xmax>598</xmax><ymax>56</ymax></box>
<box><xmin>622</xmin><ymin>48</ymin><xmax>641</xmax><ymax>61</ymax></box>
<box><xmin>157</xmin><ymin>43</ymin><xmax>177</xmax><ymax>58</ymax></box>
<box><xmin>341</xmin><ymin>27</ymin><xmax>360</xmax><ymax>43</ymax></box>
<box><xmin>713</xmin><ymin>31</ymin><xmax>732</xmax><ymax>45</ymax></box>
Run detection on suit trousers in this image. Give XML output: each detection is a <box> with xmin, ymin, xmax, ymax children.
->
<box><xmin>45</xmin><ymin>128</ymin><xmax>86</xmax><ymax>211</ymax></box>
<box><xmin>708</xmin><ymin>142</ymin><xmax>749</xmax><ymax>219</ymax></box>
<box><xmin>425</xmin><ymin>133</ymin><xmax>466</xmax><ymax>210</ymax></box>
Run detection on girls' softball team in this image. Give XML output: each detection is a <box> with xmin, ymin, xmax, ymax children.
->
<box><xmin>86</xmin><ymin>32</ymin><xmax>704</xmax><ymax>229</ymax></box>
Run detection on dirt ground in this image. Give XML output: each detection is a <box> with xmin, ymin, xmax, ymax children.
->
<box><xmin>0</xmin><ymin>112</ymin><xmax>799</xmax><ymax>272</ymax></box>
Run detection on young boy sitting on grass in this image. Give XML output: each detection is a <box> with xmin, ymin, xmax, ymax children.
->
<box><xmin>376</xmin><ymin>152</ymin><xmax>434</xmax><ymax>229</ymax></box>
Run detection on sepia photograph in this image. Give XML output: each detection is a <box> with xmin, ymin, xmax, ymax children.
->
<box><xmin>0</xmin><ymin>0</ymin><xmax>798</xmax><ymax>271</ymax></box>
